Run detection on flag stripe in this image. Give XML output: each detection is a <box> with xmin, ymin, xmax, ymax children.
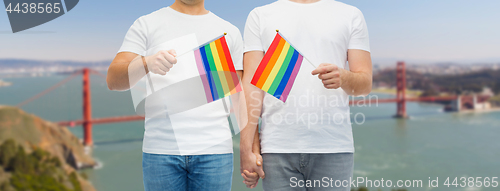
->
<box><xmin>216</xmin><ymin>39</ymin><xmax>230</xmax><ymax>71</ymax></box>
<box><xmin>280</xmin><ymin>54</ymin><xmax>303</xmax><ymax>102</ymax></box>
<box><xmin>216</xmin><ymin>39</ymin><xmax>236</xmax><ymax>94</ymax></box>
<box><xmin>269</xmin><ymin>46</ymin><xmax>295</xmax><ymax>95</ymax></box>
<box><xmin>204</xmin><ymin>44</ymin><xmax>225</xmax><ymax>99</ymax></box>
<box><xmin>255</xmin><ymin>38</ymin><xmax>286</xmax><ymax>88</ymax></box>
<box><xmin>220</xmin><ymin>36</ymin><xmax>236</xmax><ymax>72</ymax></box>
<box><xmin>251</xmin><ymin>34</ymin><xmax>282</xmax><ymax>85</ymax></box>
<box><xmin>274</xmin><ymin>50</ymin><xmax>299</xmax><ymax>98</ymax></box>
<box><xmin>200</xmin><ymin>46</ymin><xmax>219</xmax><ymax>101</ymax></box>
<box><xmin>193</xmin><ymin>35</ymin><xmax>242</xmax><ymax>104</ymax></box>
<box><xmin>210</xmin><ymin>41</ymin><xmax>230</xmax><ymax>96</ymax></box>
<box><xmin>194</xmin><ymin>49</ymin><xmax>213</xmax><ymax>103</ymax></box>
<box><xmin>261</xmin><ymin>42</ymin><xmax>290</xmax><ymax>91</ymax></box>
<box><xmin>220</xmin><ymin>35</ymin><xmax>242</xmax><ymax>93</ymax></box>
<box><xmin>250</xmin><ymin>32</ymin><xmax>306</xmax><ymax>102</ymax></box>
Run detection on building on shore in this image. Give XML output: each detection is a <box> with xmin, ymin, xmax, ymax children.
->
<box><xmin>447</xmin><ymin>87</ymin><xmax>495</xmax><ymax>112</ymax></box>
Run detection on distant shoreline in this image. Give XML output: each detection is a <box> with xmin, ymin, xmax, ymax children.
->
<box><xmin>371</xmin><ymin>88</ymin><xmax>422</xmax><ymax>97</ymax></box>
<box><xmin>0</xmin><ymin>79</ymin><xmax>12</xmax><ymax>87</ymax></box>
<box><xmin>458</xmin><ymin>107</ymin><xmax>500</xmax><ymax>114</ymax></box>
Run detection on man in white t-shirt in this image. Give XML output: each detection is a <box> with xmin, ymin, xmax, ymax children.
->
<box><xmin>106</xmin><ymin>0</ymin><xmax>243</xmax><ymax>190</ymax></box>
<box><xmin>239</xmin><ymin>0</ymin><xmax>372</xmax><ymax>190</ymax></box>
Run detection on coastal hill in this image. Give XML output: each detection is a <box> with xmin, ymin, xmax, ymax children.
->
<box><xmin>0</xmin><ymin>106</ymin><xmax>96</xmax><ymax>191</ymax></box>
<box><xmin>374</xmin><ymin>67</ymin><xmax>500</xmax><ymax>95</ymax></box>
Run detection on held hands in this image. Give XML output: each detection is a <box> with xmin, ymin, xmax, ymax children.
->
<box><xmin>240</xmin><ymin>152</ymin><xmax>264</xmax><ymax>189</ymax></box>
<box><xmin>311</xmin><ymin>63</ymin><xmax>344</xmax><ymax>89</ymax></box>
<box><xmin>145</xmin><ymin>49</ymin><xmax>177</xmax><ymax>75</ymax></box>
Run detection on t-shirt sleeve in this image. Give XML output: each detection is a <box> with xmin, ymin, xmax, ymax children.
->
<box><xmin>118</xmin><ymin>17</ymin><xmax>148</xmax><ymax>56</ymax></box>
<box><xmin>348</xmin><ymin>8</ymin><xmax>370</xmax><ymax>52</ymax></box>
<box><xmin>230</xmin><ymin>27</ymin><xmax>244</xmax><ymax>71</ymax></box>
<box><xmin>244</xmin><ymin>8</ymin><xmax>263</xmax><ymax>53</ymax></box>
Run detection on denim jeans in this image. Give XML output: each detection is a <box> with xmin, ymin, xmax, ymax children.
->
<box><xmin>262</xmin><ymin>153</ymin><xmax>354</xmax><ymax>191</ymax></box>
<box><xmin>142</xmin><ymin>152</ymin><xmax>233</xmax><ymax>191</ymax></box>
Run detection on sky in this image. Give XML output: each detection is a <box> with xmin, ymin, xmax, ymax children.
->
<box><xmin>0</xmin><ymin>0</ymin><xmax>499</xmax><ymax>65</ymax></box>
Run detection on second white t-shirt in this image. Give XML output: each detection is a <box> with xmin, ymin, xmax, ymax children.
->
<box><xmin>244</xmin><ymin>0</ymin><xmax>370</xmax><ymax>154</ymax></box>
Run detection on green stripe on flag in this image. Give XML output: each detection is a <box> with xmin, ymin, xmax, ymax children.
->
<box><xmin>268</xmin><ymin>46</ymin><xmax>295</xmax><ymax>95</ymax></box>
<box><xmin>205</xmin><ymin>44</ymin><xmax>224</xmax><ymax>99</ymax></box>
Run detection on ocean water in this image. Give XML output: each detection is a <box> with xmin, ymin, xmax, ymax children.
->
<box><xmin>1</xmin><ymin>75</ymin><xmax>499</xmax><ymax>191</ymax></box>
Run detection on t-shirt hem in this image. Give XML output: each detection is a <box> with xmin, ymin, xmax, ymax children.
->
<box><xmin>143</xmin><ymin>148</ymin><xmax>233</xmax><ymax>155</ymax></box>
<box><xmin>118</xmin><ymin>49</ymin><xmax>145</xmax><ymax>56</ymax></box>
<box><xmin>348</xmin><ymin>46</ymin><xmax>371</xmax><ymax>53</ymax></box>
<box><xmin>261</xmin><ymin>148</ymin><xmax>355</xmax><ymax>154</ymax></box>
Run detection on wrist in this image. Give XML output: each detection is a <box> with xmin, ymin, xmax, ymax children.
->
<box><xmin>339</xmin><ymin>68</ymin><xmax>348</xmax><ymax>87</ymax></box>
<box><xmin>252</xmin><ymin>150</ymin><xmax>261</xmax><ymax>155</ymax></box>
<box><xmin>141</xmin><ymin>56</ymin><xmax>149</xmax><ymax>74</ymax></box>
<box><xmin>240</xmin><ymin>146</ymin><xmax>253</xmax><ymax>155</ymax></box>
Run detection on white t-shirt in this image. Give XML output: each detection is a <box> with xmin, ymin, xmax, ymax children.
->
<box><xmin>119</xmin><ymin>7</ymin><xmax>243</xmax><ymax>155</ymax></box>
<box><xmin>244</xmin><ymin>0</ymin><xmax>370</xmax><ymax>153</ymax></box>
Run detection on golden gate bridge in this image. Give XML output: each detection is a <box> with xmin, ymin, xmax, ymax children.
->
<box><xmin>15</xmin><ymin>62</ymin><xmax>466</xmax><ymax>147</ymax></box>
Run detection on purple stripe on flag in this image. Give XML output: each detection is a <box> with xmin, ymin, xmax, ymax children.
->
<box><xmin>194</xmin><ymin>49</ymin><xmax>213</xmax><ymax>103</ymax></box>
<box><xmin>279</xmin><ymin>54</ymin><xmax>304</xmax><ymax>102</ymax></box>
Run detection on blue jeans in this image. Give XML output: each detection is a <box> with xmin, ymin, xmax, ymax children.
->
<box><xmin>262</xmin><ymin>153</ymin><xmax>354</xmax><ymax>191</ymax></box>
<box><xmin>142</xmin><ymin>153</ymin><xmax>233</xmax><ymax>191</ymax></box>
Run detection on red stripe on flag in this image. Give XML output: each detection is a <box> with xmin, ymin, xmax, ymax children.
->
<box><xmin>220</xmin><ymin>36</ymin><xmax>236</xmax><ymax>72</ymax></box>
<box><xmin>250</xmin><ymin>33</ymin><xmax>282</xmax><ymax>85</ymax></box>
<box><xmin>220</xmin><ymin>35</ymin><xmax>242</xmax><ymax>92</ymax></box>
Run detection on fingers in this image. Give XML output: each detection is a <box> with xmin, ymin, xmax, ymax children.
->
<box><xmin>321</xmin><ymin>76</ymin><xmax>341</xmax><ymax>89</ymax></box>
<box><xmin>257</xmin><ymin>167</ymin><xmax>266</xmax><ymax>179</ymax></box>
<box><xmin>310</xmin><ymin>63</ymin><xmax>342</xmax><ymax>89</ymax></box>
<box><xmin>318</xmin><ymin>72</ymin><xmax>337</xmax><ymax>80</ymax></box>
<box><xmin>147</xmin><ymin>50</ymin><xmax>178</xmax><ymax>75</ymax></box>
<box><xmin>311</xmin><ymin>63</ymin><xmax>338</xmax><ymax>75</ymax></box>
<box><xmin>242</xmin><ymin>170</ymin><xmax>259</xmax><ymax>188</ymax></box>
<box><xmin>159</xmin><ymin>50</ymin><xmax>177</xmax><ymax>66</ymax></box>
<box><xmin>311</xmin><ymin>67</ymin><xmax>326</xmax><ymax>75</ymax></box>
<box><xmin>147</xmin><ymin>56</ymin><xmax>168</xmax><ymax>75</ymax></box>
<box><xmin>167</xmin><ymin>49</ymin><xmax>177</xmax><ymax>57</ymax></box>
<box><xmin>324</xmin><ymin>84</ymin><xmax>340</xmax><ymax>89</ymax></box>
<box><xmin>256</xmin><ymin>154</ymin><xmax>263</xmax><ymax>166</ymax></box>
<box><xmin>243</xmin><ymin>170</ymin><xmax>259</xmax><ymax>179</ymax></box>
<box><xmin>247</xmin><ymin>181</ymin><xmax>259</xmax><ymax>189</ymax></box>
<box><xmin>156</xmin><ymin>55</ymin><xmax>172</xmax><ymax>70</ymax></box>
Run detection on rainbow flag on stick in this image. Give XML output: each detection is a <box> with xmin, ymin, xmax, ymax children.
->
<box><xmin>193</xmin><ymin>34</ymin><xmax>242</xmax><ymax>103</ymax></box>
<box><xmin>251</xmin><ymin>31</ymin><xmax>306</xmax><ymax>102</ymax></box>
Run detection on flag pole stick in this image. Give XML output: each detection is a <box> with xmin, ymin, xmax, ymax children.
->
<box><xmin>276</xmin><ymin>30</ymin><xmax>317</xmax><ymax>68</ymax></box>
<box><xmin>175</xmin><ymin>33</ymin><xmax>228</xmax><ymax>58</ymax></box>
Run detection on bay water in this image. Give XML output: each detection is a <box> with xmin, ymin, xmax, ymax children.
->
<box><xmin>1</xmin><ymin>75</ymin><xmax>499</xmax><ymax>191</ymax></box>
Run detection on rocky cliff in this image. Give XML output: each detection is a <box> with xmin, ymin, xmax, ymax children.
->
<box><xmin>0</xmin><ymin>106</ymin><xmax>96</xmax><ymax>191</ymax></box>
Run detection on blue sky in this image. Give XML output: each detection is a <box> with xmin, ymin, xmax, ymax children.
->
<box><xmin>1</xmin><ymin>0</ymin><xmax>499</xmax><ymax>65</ymax></box>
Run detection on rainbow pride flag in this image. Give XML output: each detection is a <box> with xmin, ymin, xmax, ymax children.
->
<box><xmin>251</xmin><ymin>32</ymin><xmax>304</xmax><ymax>102</ymax></box>
<box><xmin>194</xmin><ymin>34</ymin><xmax>242</xmax><ymax>103</ymax></box>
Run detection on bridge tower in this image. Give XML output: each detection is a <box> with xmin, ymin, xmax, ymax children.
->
<box><xmin>82</xmin><ymin>68</ymin><xmax>93</xmax><ymax>146</ymax></box>
<box><xmin>395</xmin><ymin>62</ymin><xmax>408</xmax><ymax>118</ymax></box>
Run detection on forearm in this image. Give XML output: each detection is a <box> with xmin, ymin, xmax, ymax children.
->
<box><xmin>340</xmin><ymin>68</ymin><xmax>372</xmax><ymax>96</ymax></box>
<box><xmin>240</xmin><ymin>84</ymin><xmax>263</xmax><ymax>155</ymax></box>
<box><xmin>252</xmin><ymin>125</ymin><xmax>261</xmax><ymax>154</ymax></box>
<box><xmin>107</xmin><ymin>55</ymin><xmax>148</xmax><ymax>91</ymax></box>
<box><xmin>240</xmin><ymin>51</ymin><xmax>265</xmax><ymax>155</ymax></box>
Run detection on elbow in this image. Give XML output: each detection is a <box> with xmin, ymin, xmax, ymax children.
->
<box><xmin>360</xmin><ymin>80</ymin><xmax>373</xmax><ymax>97</ymax></box>
<box><xmin>349</xmin><ymin>80</ymin><xmax>372</xmax><ymax>97</ymax></box>
<box><xmin>106</xmin><ymin>72</ymin><xmax>120</xmax><ymax>91</ymax></box>
<box><xmin>359</xmin><ymin>75</ymin><xmax>373</xmax><ymax>97</ymax></box>
<box><xmin>361</xmin><ymin>83</ymin><xmax>372</xmax><ymax>97</ymax></box>
<box><xmin>352</xmin><ymin>88</ymin><xmax>371</xmax><ymax>97</ymax></box>
<box><xmin>106</xmin><ymin>72</ymin><xmax>114</xmax><ymax>91</ymax></box>
<box><xmin>106</xmin><ymin>76</ymin><xmax>129</xmax><ymax>92</ymax></box>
